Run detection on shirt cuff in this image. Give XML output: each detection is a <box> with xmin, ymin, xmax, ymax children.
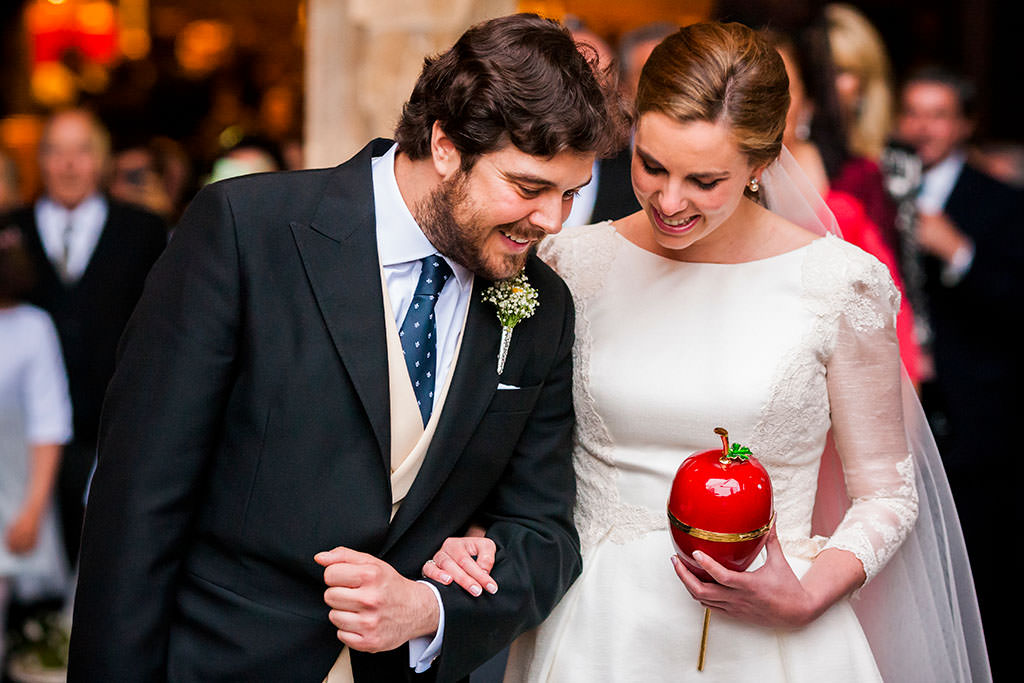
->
<box><xmin>408</xmin><ymin>580</ymin><xmax>445</xmax><ymax>673</ymax></box>
<box><xmin>940</xmin><ymin>240</ymin><xmax>975</xmax><ymax>286</ymax></box>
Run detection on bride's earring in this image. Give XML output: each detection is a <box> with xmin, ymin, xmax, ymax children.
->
<box><xmin>748</xmin><ymin>177</ymin><xmax>760</xmax><ymax>192</ymax></box>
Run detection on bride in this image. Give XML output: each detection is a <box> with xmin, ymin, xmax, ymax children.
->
<box><xmin>424</xmin><ymin>22</ymin><xmax>988</xmax><ymax>682</ymax></box>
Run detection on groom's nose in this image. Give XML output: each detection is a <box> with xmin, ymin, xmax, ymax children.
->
<box><xmin>529</xmin><ymin>194</ymin><xmax>564</xmax><ymax>234</ymax></box>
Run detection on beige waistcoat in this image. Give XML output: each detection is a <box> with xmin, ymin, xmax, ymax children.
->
<box><xmin>325</xmin><ymin>266</ymin><xmax>468</xmax><ymax>682</ymax></box>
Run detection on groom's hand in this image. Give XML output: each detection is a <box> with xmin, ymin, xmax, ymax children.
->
<box><xmin>315</xmin><ymin>547</ymin><xmax>440</xmax><ymax>653</ymax></box>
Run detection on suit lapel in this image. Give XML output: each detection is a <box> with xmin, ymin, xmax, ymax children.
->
<box><xmin>382</xmin><ymin>277</ymin><xmax>500</xmax><ymax>552</ymax></box>
<box><xmin>290</xmin><ymin>140</ymin><xmax>394</xmax><ymax>471</ymax></box>
<box><xmin>943</xmin><ymin>164</ymin><xmax>976</xmax><ymax>238</ymax></box>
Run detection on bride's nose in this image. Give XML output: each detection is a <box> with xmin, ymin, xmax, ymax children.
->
<box><xmin>657</xmin><ymin>181</ymin><xmax>690</xmax><ymax>217</ymax></box>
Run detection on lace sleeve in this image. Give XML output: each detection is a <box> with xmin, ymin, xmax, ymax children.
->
<box><xmin>822</xmin><ymin>252</ymin><xmax>919</xmax><ymax>583</ymax></box>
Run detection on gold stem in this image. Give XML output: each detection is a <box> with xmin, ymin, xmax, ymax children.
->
<box><xmin>714</xmin><ymin>426</ymin><xmax>730</xmax><ymax>464</ymax></box>
<box><xmin>697</xmin><ymin>607</ymin><xmax>711</xmax><ymax>671</ymax></box>
<box><xmin>714</xmin><ymin>426</ymin><xmax>729</xmax><ymax>456</ymax></box>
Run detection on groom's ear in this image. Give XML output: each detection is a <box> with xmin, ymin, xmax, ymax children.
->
<box><xmin>430</xmin><ymin>121</ymin><xmax>462</xmax><ymax>179</ymax></box>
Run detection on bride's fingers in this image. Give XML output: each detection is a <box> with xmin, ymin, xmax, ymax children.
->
<box><xmin>431</xmin><ymin>547</ymin><xmax>496</xmax><ymax>597</ymax></box>
<box><xmin>762</xmin><ymin>526</ymin><xmax>790</xmax><ymax>570</ymax></box>
<box><xmin>692</xmin><ymin>550</ymin><xmax>742</xmax><ymax>588</ymax></box>
<box><xmin>672</xmin><ymin>555</ymin><xmax>717</xmax><ymax>594</ymax></box>
<box><xmin>464</xmin><ymin>537</ymin><xmax>497</xmax><ymax>574</ymax></box>
<box><xmin>672</xmin><ymin>556</ymin><xmax>733</xmax><ymax>606</ymax></box>
<box><xmin>421</xmin><ymin>557</ymin><xmax>453</xmax><ymax>584</ymax></box>
<box><xmin>451</xmin><ymin>539</ymin><xmax>498</xmax><ymax>594</ymax></box>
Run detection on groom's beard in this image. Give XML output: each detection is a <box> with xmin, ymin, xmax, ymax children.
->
<box><xmin>414</xmin><ymin>170</ymin><xmax>544</xmax><ymax>282</ymax></box>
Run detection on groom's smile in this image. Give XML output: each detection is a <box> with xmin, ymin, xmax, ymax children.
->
<box><xmin>416</xmin><ymin>139</ymin><xmax>594</xmax><ymax>281</ymax></box>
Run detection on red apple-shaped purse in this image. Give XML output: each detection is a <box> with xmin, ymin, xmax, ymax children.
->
<box><xmin>667</xmin><ymin>427</ymin><xmax>774</xmax><ymax>670</ymax></box>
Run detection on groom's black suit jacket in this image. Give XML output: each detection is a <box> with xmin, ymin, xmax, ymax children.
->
<box><xmin>68</xmin><ymin>140</ymin><xmax>581</xmax><ymax>682</ymax></box>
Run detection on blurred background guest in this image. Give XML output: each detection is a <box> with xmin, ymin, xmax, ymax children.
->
<box><xmin>615</xmin><ymin>21</ymin><xmax>678</xmax><ymax>105</ymax></box>
<box><xmin>204</xmin><ymin>134</ymin><xmax>281</xmax><ymax>184</ymax></box>
<box><xmin>0</xmin><ymin>227</ymin><xmax>71</xmax><ymax>676</ymax></box>
<box><xmin>897</xmin><ymin>66</ymin><xmax>1024</xmax><ymax>680</ymax></box>
<box><xmin>108</xmin><ymin>135</ymin><xmax>194</xmax><ymax>226</ymax></box>
<box><xmin>563</xmin><ymin>18</ymin><xmax>638</xmax><ymax>228</ymax></box>
<box><xmin>0</xmin><ymin>108</ymin><xmax>166</xmax><ymax>570</ymax></box>
<box><xmin>766</xmin><ymin>25</ymin><xmax>923</xmax><ymax>384</ymax></box>
<box><xmin>108</xmin><ymin>141</ymin><xmax>174</xmax><ymax>222</ymax></box>
<box><xmin>564</xmin><ymin>21</ymin><xmax>678</xmax><ymax>227</ymax></box>
<box><xmin>825</xmin><ymin>4</ymin><xmax>894</xmax><ymax>165</ymax></box>
<box><xmin>0</xmin><ymin>149</ymin><xmax>20</xmax><ymax>214</ymax></box>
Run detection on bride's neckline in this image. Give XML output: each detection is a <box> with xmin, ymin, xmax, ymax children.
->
<box><xmin>605</xmin><ymin>221</ymin><xmax>826</xmax><ymax>266</ymax></box>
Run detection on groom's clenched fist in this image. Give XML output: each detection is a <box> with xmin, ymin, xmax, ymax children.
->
<box><xmin>314</xmin><ymin>547</ymin><xmax>440</xmax><ymax>653</ymax></box>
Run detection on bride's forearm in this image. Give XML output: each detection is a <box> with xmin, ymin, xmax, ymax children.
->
<box><xmin>799</xmin><ymin>547</ymin><xmax>866</xmax><ymax>622</ymax></box>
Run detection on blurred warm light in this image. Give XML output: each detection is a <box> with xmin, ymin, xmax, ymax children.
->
<box><xmin>218</xmin><ymin>124</ymin><xmax>244</xmax><ymax>150</ymax></box>
<box><xmin>30</xmin><ymin>61</ymin><xmax>76</xmax><ymax>107</ymax></box>
<box><xmin>78</xmin><ymin>1</ymin><xmax>113</xmax><ymax>31</ymax></box>
<box><xmin>79</xmin><ymin>61</ymin><xmax>110</xmax><ymax>93</ymax></box>
<box><xmin>175</xmin><ymin>19</ymin><xmax>234</xmax><ymax>77</ymax></box>
<box><xmin>77</xmin><ymin>1</ymin><xmax>118</xmax><ymax>64</ymax></box>
<box><xmin>518</xmin><ymin>1</ymin><xmax>566</xmax><ymax>20</ymax></box>
<box><xmin>0</xmin><ymin>116</ymin><xmax>45</xmax><ymax>204</ymax></box>
<box><xmin>26</xmin><ymin>0</ymin><xmax>119</xmax><ymax>66</ymax></box>
<box><xmin>120</xmin><ymin>27</ymin><xmax>151</xmax><ymax>60</ymax></box>
<box><xmin>119</xmin><ymin>0</ymin><xmax>151</xmax><ymax>60</ymax></box>
<box><xmin>518</xmin><ymin>0</ymin><xmax>713</xmax><ymax>38</ymax></box>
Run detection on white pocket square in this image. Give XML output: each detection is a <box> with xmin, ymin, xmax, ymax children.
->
<box><xmin>497</xmin><ymin>383</ymin><xmax>520</xmax><ymax>390</ymax></box>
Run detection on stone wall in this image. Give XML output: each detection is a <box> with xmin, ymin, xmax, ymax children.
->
<box><xmin>304</xmin><ymin>0</ymin><xmax>516</xmax><ymax>168</ymax></box>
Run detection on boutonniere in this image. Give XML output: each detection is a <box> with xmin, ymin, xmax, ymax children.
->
<box><xmin>482</xmin><ymin>270</ymin><xmax>539</xmax><ymax>374</ymax></box>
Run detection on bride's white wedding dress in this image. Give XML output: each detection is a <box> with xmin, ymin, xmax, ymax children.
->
<box><xmin>503</xmin><ymin>223</ymin><xmax>917</xmax><ymax>682</ymax></box>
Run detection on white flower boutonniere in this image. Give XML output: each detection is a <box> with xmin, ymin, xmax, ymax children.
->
<box><xmin>482</xmin><ymin>270</ymin><xmax>539</xmax><ymax>374</ymax></box>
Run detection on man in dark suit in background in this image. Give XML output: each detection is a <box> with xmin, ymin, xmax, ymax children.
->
<box><xmin>898</xmin><ymin>67</ymin><xmax>1023</xmax><ymax>680</ymax></box>
<box><xmin>70</xmin><ymin>14</ymin><xmax>623</xmax><ymax>682</ymax></box>
<box><xmin>2</xmin><ymin>109</ymin><xmax>166</xmax><ymax>567</ymax></box>
<box><xmin>564</xmin><ymin>22</ymin><xmax>676</xmax><ymax>228</ymax></box>
<box><xmin>562</xmin><ymin>20</ymin><xmax>639</xmax><ymax>228</ymax></box>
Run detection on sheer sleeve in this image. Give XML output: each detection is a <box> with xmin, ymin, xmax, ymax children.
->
<box><xmin>822</xmin><ymin>255</ymin><xmax>919</xmax><ymax>583</ymax></box>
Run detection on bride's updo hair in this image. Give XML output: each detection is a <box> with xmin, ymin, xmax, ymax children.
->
<box><xmin>637</xmin><ymin>22</ymin><xmax>790</xmax><ymax>168</ymax></box>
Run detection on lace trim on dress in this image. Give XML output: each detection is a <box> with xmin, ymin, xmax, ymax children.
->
<box><xmin>539</xmin><ymin>224</ymin><xmax>667</xmax><ymax>551</ymax></box>
<box><xmin>799</xmin><ymin>236</ymin><xmax>916</xmax><ymax>580</ymax></box>
<box><xmin>748</xmin><ymin>239</ymin><xmax>834</xmax><ymax>553</ymax></box>
<box><xmin>824</xmin><ymin>453</ymin><xmax>918</xmax><ymax>581</ymax></box>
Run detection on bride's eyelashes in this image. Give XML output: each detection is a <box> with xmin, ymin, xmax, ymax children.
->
<box><xmin>638</xmin><ymin>157</ymin><xmax>726</xmax><ymax>191</ymax></box>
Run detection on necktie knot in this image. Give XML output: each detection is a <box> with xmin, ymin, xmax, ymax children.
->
<box><xmin>414</xmin><ymin>256</ymin><xmax>452</xmax><ymax>298</ymax></box>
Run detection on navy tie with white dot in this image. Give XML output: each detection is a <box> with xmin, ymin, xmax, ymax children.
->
<box><xmin>399</xmin><ymin>255</ymin><xmax>453</xmax><ymax>426</ymax></box>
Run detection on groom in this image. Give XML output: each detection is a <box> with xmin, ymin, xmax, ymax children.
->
<box><xmin>68</xmin><ymin>14</ymin><xmax>622</xmax><ymax>683</ymax></box>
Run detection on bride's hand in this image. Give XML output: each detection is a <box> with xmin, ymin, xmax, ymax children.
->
<box><xmin>421</xmin><ymin>525</ymin><xmax>497</xmax><ymax>597</ymax></box>
<box><xmin>670</xmin><ymin>526</ymin><xmax>819</xmax><ymax>628</ymax></box>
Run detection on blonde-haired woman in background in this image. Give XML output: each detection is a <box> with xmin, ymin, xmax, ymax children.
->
<box><xmin>826</xmin><ymin>4</ymin><xmax>894</xmax><ymax>163</ymax></box>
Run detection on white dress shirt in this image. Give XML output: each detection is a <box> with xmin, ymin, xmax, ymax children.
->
<box><xmin>373</xmin><ymin>144</ymin><xmax>473</xmax><ymax>408</ymax></box>
<box><xmin>916</xmin><ymin>149</ymin><xmax>966</xmax><ymax>213</ymax></box>
<box><xmin>35</xmin><ymin>194</ymin><xmax>108</xmax><ymax>282</ymax></box>
<box><xmin>371</xmin><ymin>144</ymin><xmax>473</xmax><ymax>672</ymax></box>
<box><xmin>563</xmin><ymin>159</ymin><xmax>600</xmax><ymax>227</ymax></box>
<box><xmin>916</xmin><ymin>149</ymin><xmax>974</xmax><ymax>284</ymax></box>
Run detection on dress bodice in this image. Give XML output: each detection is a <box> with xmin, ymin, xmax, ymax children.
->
<box><xmin>539</xmin><ymin>223</ymin><xmax>916</xmax><ymax>581</ymax></box>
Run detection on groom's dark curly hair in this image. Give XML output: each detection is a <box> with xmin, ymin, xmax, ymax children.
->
<box><xmin>395</xmin><ymin>13</ymin><xmax>628</xmax><ymax>170</ymax></box>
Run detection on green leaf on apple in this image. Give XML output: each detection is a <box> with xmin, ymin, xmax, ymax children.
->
<box><xmin>727</xmin><ymin>443</ymin><xmax>752</xmax><ymax>460</ymax></box>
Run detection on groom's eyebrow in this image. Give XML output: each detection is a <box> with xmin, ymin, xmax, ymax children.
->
<box><xmin>503</xmin><ymin>171</ymin><xmax>593</xmax><ymax>191</ymax></box>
